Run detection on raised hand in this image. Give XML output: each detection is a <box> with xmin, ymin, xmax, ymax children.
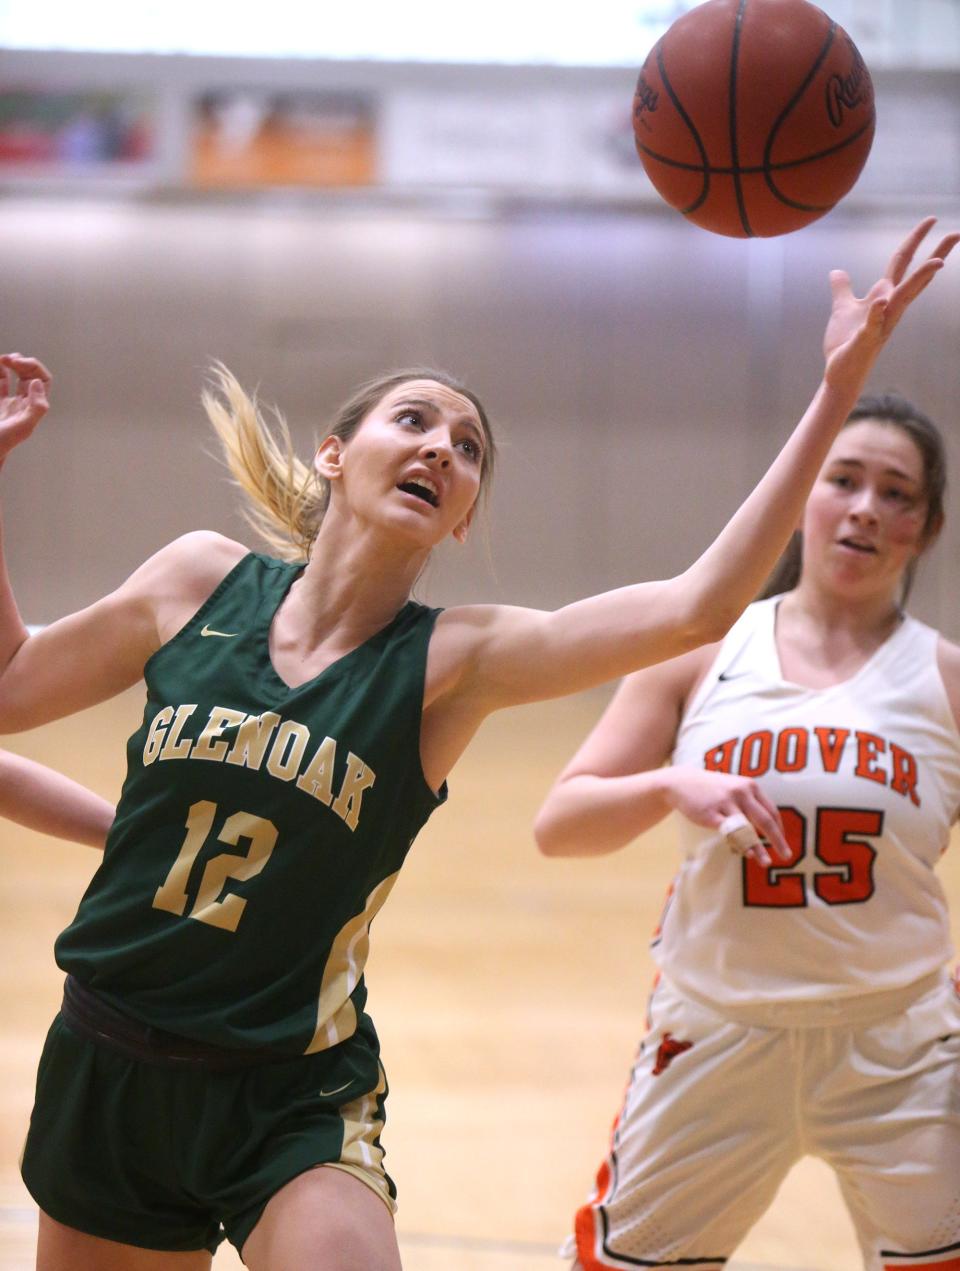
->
<box><xmin>823</xmin><ymin>218</ymin><xmax>959</xmax><ymax>391</ymax></box>
<box><xmin>0</xmin><ymin>354</ymin><xmax>51</xmax><ymax>466</ymax></box>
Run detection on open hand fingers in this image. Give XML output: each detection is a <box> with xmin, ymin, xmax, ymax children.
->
<box><xmin>883</xmin><ymin>257</ymin><xmax>949</xmax><ymax>327</ymax></box>
<box><xmin>828</xmin><ymin>269</ymin><xmax>854</xmax><ymax>305</ymax></box>
<box><xmin>928</xmin><ymin>231</ymin><xmax>960</xmax><ymax>264</ymax></box>
<box><xmin>882</xmin><ymin>220</ymin><xmax>958</xmax><ymax>304</ymax></box>
<box><xmin>884</xmin><ymin>216</ymin><xmax>937</xmax><ymax>285</ymax></box>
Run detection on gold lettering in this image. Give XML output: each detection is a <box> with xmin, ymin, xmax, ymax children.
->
<box><xmin>266</xmin><ymin>720</ymin><xmax>311</xmax><ymax>782</ymax></box>
<box><xmin>190</xmin><ymin>811</ymin><xmax>279</xmax><ymax>933</ymax></box>
<box><xmin>296</xmin><ymin>735</ymin><xmax>337</xmax><ymax>805</ymax></box>
<box><xmin>159</xmin><ymin>705</ymin><xmax>199</xmax><ymax>761</ymax></box>
<box><xmin>332</xmin><ymin>752</ymin><xmax>376</xmax><ymax>831</ymax></box>
<box><xmin>191</xmin><ymin>706</ymin><xmax>248</xmax><ymax>762</ymax></box>
<box><xmin>143</xmin><ymin>705</ymin><xmax>174</xmax><ymax>765</ymax></box>
<box><xmin>225</xmin><ymin>711</ymin><xmax>282</xmax><ymax>770</ymax></box>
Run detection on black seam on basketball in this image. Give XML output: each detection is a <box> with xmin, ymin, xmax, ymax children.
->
<box><xmin>636</xmin><ymin>113</ymin><xmax>874</xmax><ymax>180</ymax></box>
<box><xmin>760</xmin><ymin>115</ymin><xmax>875</xmax><ymax>208</ymax></box>
<box><xmin>763</xmin><ymin>20</ymin><xmax>841</xmax><ymax>208</ymax></box>
<box><xmin>656</xmin><ymin>39</ymin><xmax>711</xmax><ymax>215</ymax></box>
<box><xmin>729</xmin><ymin>0</ymin><xmax>752</xmax><ymax>235</ymax></box>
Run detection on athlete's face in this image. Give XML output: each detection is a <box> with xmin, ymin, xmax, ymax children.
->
<box><xmin>801</xmin><ymin>420</ymin><xmax>932</xmax><ymax>599</ymax></box>
<box><xmin>316</xmin><ymin>380</ymin><xmax>485</xmax><ymax>548</ymax></box>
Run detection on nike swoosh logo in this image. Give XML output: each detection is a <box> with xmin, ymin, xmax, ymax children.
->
<box><xmin>718</xmin><ymin>670</ymin><xmax>748</xmax><ymax>682</ymax></box>
<box><xmin>318</xmin><ymin>1080</ymin><xmax>354</xmax><ymax>1098</ymax></box>
<box><xmin>200</xmin><ymin>625</ymin><xmax>239</xmax><ymax>639</ymax></box>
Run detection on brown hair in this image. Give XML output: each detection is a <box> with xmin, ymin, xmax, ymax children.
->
<box><xmin>203</xmin><ymin>365</ymin><xmax>496</xmax><ymax>561</ymax></box>
<box><xmin>761</xmin><ymin>392</ymin><xmax>946</xmax><ymax>603</ymax></box>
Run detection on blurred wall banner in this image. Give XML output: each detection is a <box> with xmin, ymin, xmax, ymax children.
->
<box><xmin>0</xmin><ymin>87</ymin><xmax>156</xmax><ymax>172</ymax></box>
<box><xmin>190</xmin><ymin>89</ymin><xmax>379</xmax><ymax>188</ymax></box>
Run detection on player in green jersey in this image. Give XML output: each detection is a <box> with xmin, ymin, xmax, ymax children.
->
<box><xmin>0</xmin><ymin>220</ymin><xmax>955</xmax><ymax>1271</ymax></box>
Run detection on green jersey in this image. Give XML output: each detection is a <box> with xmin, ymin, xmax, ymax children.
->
<box><xmin>56</xmin><ymin>553</ymin><xmax>446</xmax><ymax>1055</ymax></box>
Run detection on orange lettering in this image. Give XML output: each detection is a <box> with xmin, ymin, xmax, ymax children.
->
<box><xmin>775</xmin><ymin>728</ymin><xmax>808</xmax><ymax>773</ymax></box>
<box><xmin>739</xmin><ymin>731</ymin><xmax>772</xmax><ymax>778</ymax></box>
<box><xmin>890</xmin><ymin>743</ymin><xmax>921</xmax><ymax>807</ymax></box>
<box><xmin>814</xmin><ymin>727</ymin><xmax>849</xmax><ymax>773</ymax></box>
<box><xmin>704</xmin><ymin>739</ymin><xmax>737</xmax><ymax>773</ymax></box>
<box><xmin>855</xmin><ymin>731</ymin><xmax>886</xmax><ymax>784</ymax></box>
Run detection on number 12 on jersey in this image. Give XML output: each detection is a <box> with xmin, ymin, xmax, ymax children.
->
<box><xmin>744</xmin><ymin>805</ymin><xmax>882</xmax><ymax>907</ymax></box>
<box><xmin>153</xmin><ymin>800</ymin><xmax>279</xmax><ymax>932</ymax></box>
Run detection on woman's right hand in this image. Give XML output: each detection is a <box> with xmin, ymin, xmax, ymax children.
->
<box><xmin>662</xmin><ymin>766</ymin><xmax>788</xmax><ymax>866</ymax></box>
<box><xmin>0</xmin><ymin>354</ymin><xmax>51</xmax><ymax>466</ymax></box>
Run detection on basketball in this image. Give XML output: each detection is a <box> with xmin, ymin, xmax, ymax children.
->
<box><xmin>632</xmin><ymin>0</ymin><xmax>876</xmax><ymax>238</ymax></box>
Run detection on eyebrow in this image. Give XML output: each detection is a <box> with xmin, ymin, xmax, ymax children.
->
<box><xmin>392</xmin><ymin>396</ymin><xmax>485</xmax><ymax>448</ymax></box>
<box><xmin>830</xmin><ymin>457</ymin><xmax>920</xmax><ymax>484</ymax></box>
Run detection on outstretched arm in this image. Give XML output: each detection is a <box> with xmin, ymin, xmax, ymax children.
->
<box><xmin>0</xmin><ymin>749</ymin><xmax>114</xmax><ymax>848</ymax></box>
<box><xmin>435</xmin><ymin>219</ymin><xmax>958</xmax><ymax>713</ymax></box>
<box><xmin>0</xmin><ymin>354</ymin><xmax>248</xmax><ymax>732</ymax></box>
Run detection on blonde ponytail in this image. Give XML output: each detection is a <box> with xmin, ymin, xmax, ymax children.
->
<box><xmin>202</xmin><ymin>364</ymin><xmax>325</xmax><ymax>561</ymax></box>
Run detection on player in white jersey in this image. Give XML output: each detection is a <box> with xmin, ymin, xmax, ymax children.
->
<box><xmin>536</xmin><ymin>393</ymin><xmax>960</xmax><ymax>1271</ymax></box>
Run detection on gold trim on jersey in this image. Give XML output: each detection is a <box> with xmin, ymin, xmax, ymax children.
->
<box><xmin>306</xmin><ymin>872</ymin><xmax>400</xmax><ymax>1053</ymax></box>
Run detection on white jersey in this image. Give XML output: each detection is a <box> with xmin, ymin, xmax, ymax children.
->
<box><xmin>657</xmin><ymin>597</ymin><xmax>960</xmax><ymax>1008</ymax></box>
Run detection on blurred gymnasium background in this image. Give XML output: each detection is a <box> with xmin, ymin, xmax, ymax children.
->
<box><xmin>0</xmin><ymin>5</ymin><xmax>959</xmax><ymax>1268</ymax></box>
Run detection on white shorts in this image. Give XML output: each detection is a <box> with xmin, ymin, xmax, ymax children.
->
<box><xmin>570</xmin><ymin>971</ymin><xmax>960</xmax><ymax>1271</ymax></box>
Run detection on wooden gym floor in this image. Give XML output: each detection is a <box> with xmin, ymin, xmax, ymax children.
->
<box><xmin>1</xmin><ymin>687</ymin><xmax>957</xmax><ymax>1270</ymax></box>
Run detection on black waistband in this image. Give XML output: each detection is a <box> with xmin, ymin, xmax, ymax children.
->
<box><xmin>60</xmin><ymin>975</ymin><xmax>292</xmax><ymax>1071</ymax></box>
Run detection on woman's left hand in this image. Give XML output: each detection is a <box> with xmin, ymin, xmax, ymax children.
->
<box><xmin>823</xmin><ymin>218</ymin><xmax>958</xmax><ymax>391</ymax></box>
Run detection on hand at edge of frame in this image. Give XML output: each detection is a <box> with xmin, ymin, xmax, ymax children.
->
<box><xmin>822</xmin><ymin>217</ymin><xmax>959</xmax><ymax>391</ymax></box>
<box><xmin>0</xmin><ymin>353</ymin><xmax>52</xmax><ymax>467</ymax></box>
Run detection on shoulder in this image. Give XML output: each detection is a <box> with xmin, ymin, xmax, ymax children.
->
<box><xmin>935</xmin><ymin>634</ymin><xmax>960</xmax><ymax>730</ymax></box>
<box><xmin>133</xmin><ymin>532</ymin><xmax>247</xmax><ymax>590</ymax></box>
<box><xmin>424</xmin><ymin>604</ymin><xmax>500</xmax><ymax>703</ymax></box>
<box><xmin>122</xmin><ymin>532</ymin><xmax>250</xmax><ymax>643</ymax></box>
<box><xmin>152</xmin><ymin>530</ymin><xmax>248</xmax><ymax>571</ymax></box>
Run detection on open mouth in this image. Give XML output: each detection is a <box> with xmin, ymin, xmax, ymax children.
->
<box><xmin>838</xmin><ymin>538</ymin><xmax>877</xmax><ymax>554</ymax></box>
<box><xmin>397</xmin><ymin>479</ymin><xmax>439</xmax><ymax>508</ymax></box>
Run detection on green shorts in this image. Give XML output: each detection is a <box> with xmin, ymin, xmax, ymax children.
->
<box><xmin>21</xmin><ymin>1009</ymin><xmax>395</xmax><ymax>1255</ymax></box>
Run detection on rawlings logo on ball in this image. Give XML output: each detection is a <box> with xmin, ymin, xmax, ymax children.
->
<box><xmin>633</xmin><ymin>71</ymin><xmax>660</xmax><ymax>127</ymax></box>
<box><xmin>826</xmin><ymin>37</ymin><xmax>871</xmax><ymax>127</ymax></box>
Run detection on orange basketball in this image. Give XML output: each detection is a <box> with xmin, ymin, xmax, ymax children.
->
<box><xmin>632</xmin><ymin>0</ymin><xmax>876</xmax><ymax>238</ymax></box>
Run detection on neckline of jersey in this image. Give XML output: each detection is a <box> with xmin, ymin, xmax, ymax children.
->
<box><xmin>261</xmin><ymin>558</ymin><xmax>415</xmax><ymax>697</ymax></box>
<box><xmin>767</xmin><ymin>596</ymin><xmax>910</xmax><ymax>694</ymax></box>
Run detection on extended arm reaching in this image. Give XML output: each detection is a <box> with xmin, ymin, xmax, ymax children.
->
<box><xmin>0</xmin><ymin>356</ymin><xmax>247</xmax><ymax>731</ymax></box>
<box><xmin>437</xmin><ymin>219</ymin><xmax>958</xmax><ymax>712</ymax></box>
